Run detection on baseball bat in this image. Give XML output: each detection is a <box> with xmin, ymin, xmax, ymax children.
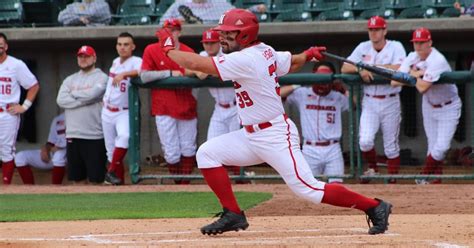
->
<box><xmin>321</xmin><ymin>51</ymin><xmax>417</xmax><ymax>86</ymax></box>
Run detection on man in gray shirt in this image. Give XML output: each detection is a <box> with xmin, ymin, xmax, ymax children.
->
<box><xmin>58</xmin><ymin>0</ymin><xmax>111</xmax><ymax>26</ymax></box>
<box><xmin>57</xmin><ymin>45</ymin><xmax>108</xmax><ymax>184</ymax></box>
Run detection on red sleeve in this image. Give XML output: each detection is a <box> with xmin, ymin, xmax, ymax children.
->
<box><xmin>141</xmin><ymin>45</ymin><xmax>156</xmax><ymax>71</ymax></box>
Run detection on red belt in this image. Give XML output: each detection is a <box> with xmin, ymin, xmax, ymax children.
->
<box><xmin>106</xmin><ymin>105</ymin><xmax>129</xmax><ymax>112</ymax></box>
<box><xmin>431</xmin><ymin>100</ymin><xmax>452</xmax><ymax>108</ymax></box>
<box><xmin>218</xmin><ymin>101</ymin><xmax>236</xmax><ymax>109</ymax></box>
<box><xmin>0</xmin><ymin>104</ymin><xmax>11</xmax><ymax>113</ymax></box>
<box><xmin>244</xmin><ymin>114</ymin><xmax>288</xmax><ymax>133</ymax></box>
<box><xmin>365</xmin><ymin>93</ymin><xmax>397</xmax><ymax>99</ymax></box>
<box><xmin>306</xmin><ymin>140</ymin><xmax>339</xmax><ymax>146</ymax></box>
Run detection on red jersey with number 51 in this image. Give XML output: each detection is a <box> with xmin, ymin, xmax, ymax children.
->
<box><xmin>211</xmin><ymin>42</ymin><xmax>291</xmax><ymax>125</ymax></box>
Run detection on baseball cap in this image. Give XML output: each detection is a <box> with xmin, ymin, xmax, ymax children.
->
<box><xmin>411</xmin><ymin>27</ymin><xmax>431</xmax><ymax>42</ymax></box>
<box><xmin>163</xmin><ymin>18</ymin><xmax>182</xmax><ymax>30</ymax></box>
<box><xmin>201</xmin><ymin>29</ymin><xmax>220</xmax><ymax>43</ymax></box>
<box><xmin>367</xmin><ymin>16</ymin><xmax>386</xmax><ymax>29</ymax></box>
<box><xmin>77</xmin><ymin>45</ymin><xmax>96</xmax><ymax>57</ymax></box>
<box><xmin>313</xmin><ymin>66</ymin><xmax>334</xmax><ymax>74</ymax></box>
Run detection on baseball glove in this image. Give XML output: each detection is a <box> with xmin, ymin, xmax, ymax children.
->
<box><xmin>178</xmin><ymin>5</ymin><xmax>203</xmax><ymax>24</ymax></box>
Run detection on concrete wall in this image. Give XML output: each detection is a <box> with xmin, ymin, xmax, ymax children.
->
<box><xmin>3</xmin><ymin>18</ymin><xmax>473</xmax><ymax>161</ymax></box>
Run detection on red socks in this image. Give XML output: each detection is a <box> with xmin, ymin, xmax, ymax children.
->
<box><xmin>362</xmin><ymin>148</ymin><xmax>377</xmax><ymax>170</ymax></box>
<box><xmin>180</xmin><ymin>156</ymin><xmax>196</xmax><ymax>185</ymax></box>
<box><xmin>201</xmin><ymin>166</ymin><xmax>241</xmax><ymax>214</ymax></box>
<box><xmin>2</xmin><ymin>160</ymin><xmax>15</xmax><ymax>184</ymax></box>
<box><xmin>321</xmin><ymin>183</ymin><xmax>379</xmax><ymax>212</ymax></box>
<box><xmin>108</xmin><ymin>147</ymin><xmax>128</xmax><ymax>173</ymax></box>
<box><xmin>17</xmin><ymin>166</ymin><xmax>35</xmax><ymax>184</ymax></box>
<box><xmin>422</xmin><ymin>154</ymin><xmax>441</xmax><ymax>174</ymax></box>
<box><xmin>387</xmin><ymin>156</ymin><xmax>400</xmax><ymax>174</ymax></box>
<box><xmin>51</xmin><ymin>166</ymin><xmax>65</xmax><ymax>185</ymax></box>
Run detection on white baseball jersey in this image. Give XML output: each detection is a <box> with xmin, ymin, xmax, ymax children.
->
<box><xmin>47</xmin><ymin>113</ymin><xmax>66</xmax><ymax>148</ymax></box>
<box><xmin>200</xmin><ymin>50</ymin><xmax>235</xmax><ymax>105</ymax></box>
<box><xmin>0</xmin><ymin>56</ymin><xmax>38</xmax><ymax>105</ymax></box>
<box><xmin>103</xmin><ymin>56</ymin><xmax>142</xmax><ymax>108</ymax></box>
<box><xmin>347</xmin><ymin>40</ymin><xmax>406</xmax><ymax>95</ymax></box>
<box><xmin>286</xmin><ymin>88</ymin><xmax>348</xmax><ymax>141</ymax></box>
<box><xmin>398</xmin><ymin>48</ymin><xmax>458</xmax><ymax>105</ymax></box>
<box><xmin>212</xmin><ymin>43</ymin><xmax>291</xmax><ymax>125</ymax></box>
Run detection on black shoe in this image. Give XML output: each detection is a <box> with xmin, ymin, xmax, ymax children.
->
<box><xmin>178</xmin><ymin>5</ymin><xmax>203</xmax><ymax>24</ymax></box>
<box><xmin>200</xmin><ymin>208</ymin><xmax>249</xmax><ymax>235</ymax></box>
<box><xmin>365</xmin><ymin>198</ymin><xmax>392</xmax><ymax>235</ymax></box>
<box><xmin>104</xmin><ymin>172</ymin><xmax>122</xmax><ymax>185</ymax></box>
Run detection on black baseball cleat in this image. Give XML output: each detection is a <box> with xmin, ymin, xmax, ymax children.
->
<box><xmin>365</xmin><ymin>198</ymin><xmax>392</xmax><ymax>235</ymax></box>
<box><xmin>200</xmin><ymin>208</ymin><xmax>249</xmax><ymax>235</ymax></box>
<box><xmin>178</xmin><ymin>5</ymin><xmax>203</xmax><ymax>24</ymax></box>
<box><xmin>104</xmin><ymin>171</ymin><xmax>122</xmax><ymax>185</ymax></box>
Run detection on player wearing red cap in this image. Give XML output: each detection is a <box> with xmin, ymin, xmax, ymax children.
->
<box><xmin>281</xmin><ymin>62</ymin><xmax>349</xmax><ymax>183</ymax></box>
<box><xmin>156</xmin><ymin>8</ymin><xmax>392</xmax><ymax>235</ymax></box>
<box><xmin>392</xmin><ymin>28</ymin><xmax>461</xmax><ymax>184</ymax></box>
<box><xmin>341</xmin><ymin>16</ymin><xmax>406</xmax><ymax>183</ymax></box>
<box><xmin>140</xmin><ymin>19</ymin><xmax>198</xmax><ymax>184</ymax></box>
<box><xmin>0</xmin><ymin>32</ymin><xmax>40</xmax><ymax>184</ymax></box>
<box><xmin>57</xmin><ymin>45</ymin><xmax>108</xmax><ymax>184</ymax></box>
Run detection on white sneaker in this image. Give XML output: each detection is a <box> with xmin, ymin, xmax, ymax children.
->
<box><xmin>415</xmin><ymin>179</ymin><xmax>429</xmax><ymax>185</ymax></box>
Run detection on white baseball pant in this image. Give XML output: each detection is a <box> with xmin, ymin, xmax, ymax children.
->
<box><xmin>155</xmin><ymin>115</ymin><xmax>197</xmax><ymax>164</ymax></box>
<box><xmin>422</xmin><ymin>97</ymin><xmax>461</xmax><ymax>161</ymax></box>
<box><xmin>302</xmin><ymin>143</ymin><xmax>344</xmax><ymax>183</ymax></box>
<box><xmin>0</xmin><ymin>113</ymin><xmax>20</xmax><ymax>162</ymax></box>
<box><xmin>197</xmin><ymin>115</ymin><xmax>327</xmax><ymax>204</ymax></box>
<box><xmin>207</xmin><ymin>104</ymin><xmax>240</xmax><ymax>140</ymax></box>
<box><xmin>359</xmin><ymin>96</ymin><xmax>401</xmax><ymax>159</ymax></box>
<box><xmin>102</xmin><ymin>109</ymin><xmax>130</xmax><ymax>162</ymax></box>
<box><xmin>15</xmin><ymin>149</ymin><xmax>67</xmax><ymax>169</ymax></box>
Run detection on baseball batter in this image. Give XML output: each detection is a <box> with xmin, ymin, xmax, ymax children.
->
<box><xmin>197</xmin><ymin>29</ymin><xmax>245</xmax><ymax>182</ymax></box>
<box><xmin>157</xmin><ymin>8</ymin><xmax>392</xmax><ymax>235</ymax></box>
<box><xmin>281</xmin><ymin>62</ymin><xmax>349</xmax><ymax>183</ymax></box>
<box><xmin>0</xmin><ymin>33</ymin><xmax>40</xmax><ymax>185</ymax></box>
<box><xmin>393</xmin><ymin>27</ymin><xmax>461</xmax><ymax>184</ymax></box>
<box><xmin>103</xmin><ymin>32</ymin><xmax>142</xmax><ymax>185</ymax></box>
<box><xmin>141</xmin><ymin>19</ymin><xmax>197</xmax><ymax>184</ymax></box>
<box><xmin>341</xmin><ymin>16</ymin><xmax>406</xmax><ymax>182</ymax></box>
<box><xmin>14</xmin><ymin>113</ymin><xmax>66</xmax><ymax>184</ymax></box>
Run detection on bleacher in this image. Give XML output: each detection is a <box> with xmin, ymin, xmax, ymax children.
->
<box><xmin>0</xmin><ymin>0</ymin><xmax>471</xmax><ymax>28</ymax></box>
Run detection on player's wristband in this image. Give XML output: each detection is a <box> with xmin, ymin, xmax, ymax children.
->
<box><xmin>21</xmin><ymin>100</ymin><xmax>32</xmax><ymax>111</ymax></box>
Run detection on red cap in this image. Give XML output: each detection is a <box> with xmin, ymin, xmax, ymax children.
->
<box><xmin>201</xmin><ymin>29</ymin><xmax>220</xmax><ymax>43</ymax></box>
<box><xmin>411</xmin><ymin>27</ymin><xmax>431</xmax><ymax>42</ymax></box>
<box><xmin>313</xmin><ymin>66</ymin><xmax>333</xmax><ymax>74</ymax></box>
<box><xmin>77</xmin><ymin>45</ymin><xmax>96</xmax><ymax>57</ymax></box>
<box><xmin>163</xmin><ymin>18</ymin><xmax>182</xmax><ymax>30</ymax></box>
<box><xmin>367</xmin><ymin>16</ymin><xmax>386</xmax><ymax>29</ymax></box>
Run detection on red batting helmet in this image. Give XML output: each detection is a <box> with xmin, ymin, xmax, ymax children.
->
<box><xmin>201</xmin><ymin>29</ymin><xmax>220</xmax><ymax>43</ymax></box>
<box><xmin>367</xmin><ymin>16</ymin><xmax>386</xmax><ymax>29</ymax></box>
<box><xmin>312</xmin><ymin>65</ymin><xmax>334</xmax><ymax>96</ymax></box>
<box><xmin>411</xmin><ymin>27</ymin><xmax>431</xmax><ymax>42</ymax></box>
<box><xmin>213</xmin><ymin>8</ymin><xmax>259</xmax><ymax>47</ymax></box>
<box><xmin>163</xmin><ymin>18</ymin><xmax>182</xmax><ymax>30</ymax></box>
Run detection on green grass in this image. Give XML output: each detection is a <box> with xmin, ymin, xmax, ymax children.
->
<box><xmin>0</xmin><ymin>192</ymin><xmax>272</xmax><ymax>222</ymax></box>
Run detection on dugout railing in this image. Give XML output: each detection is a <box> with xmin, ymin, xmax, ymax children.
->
<box><xmin>128</xmin><ymin>71</ymin><xmax>474</xmax><ymax>184</ymax></box>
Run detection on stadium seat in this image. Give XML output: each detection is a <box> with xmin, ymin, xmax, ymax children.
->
<box><xmin>269</xmin><ymin>0</ymin><xmax>312</xmax><ymax>21</ymax></box>
<box><xmin>316</xmin><ymin>9</ymin><xmax>355</xmax><ymax>20</ymax></box>
<box><xmin>234</xmin><ymin>0</ymin><xmax>270</xmax><ymax>9</ymax></box>
<box><xmin>397</xmin><ymin>7</ymin><xmax>437</xmax><ymax>18</ymax></box>
<box><xmin>351</xmin><ymin>0</ymin><xmax>382</xmax><ymax>11</ymax></box>
<box><xmin>384</xmin><ymin>0</ymin><xmax>422</xmax><ymax>10</ymax></box>
<box><xmin>306</xmin><ymin>0</ymin><xmax>351</xmax><ymax>16</ymax></box>
<box><xmin>21</xmin><ymin>0</ymin><xmax>60</xmax><ymax>27</ymax></box>
<box><xmin>357</xmin><ymin>8</ymin><xmax>395</xmax><ymax>19</ymax></box>
<box><xmin>424</xmin><ymin>0</ymin><xmax>457</xmax><ymax>9</ymax></box>
<box><xmin>114</xmin><ymin>0</ymin><xmax>155</xmax><ymax>25</ymax></box>
<box><xmin>117</xmin><ymin>15</ymin><xmax>151</xmax><ymax>25</ymax></box>
<box><xmin>440</xmin><ymin>6</ymin><xmax>461</xmax><ymax>17</ymax></box>
<box><xmin>0</xmin><ymin>0</ymin><xmax>23</xmax><ymax>26</ymax></box>
<box><xmin>274</xmin><ymin>11</ymin><xmax>312</xmax><ymax>21</ymax></box>
<box><xmin>155</xmin><ymin>0</ymin><xmax>174</xmax><ymax>18</ymax></box>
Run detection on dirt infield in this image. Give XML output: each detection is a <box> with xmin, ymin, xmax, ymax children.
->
<box><xmin>1</xmin><ymin>184</ymin><xmax>473</xmax><ymax>247</ymax></box>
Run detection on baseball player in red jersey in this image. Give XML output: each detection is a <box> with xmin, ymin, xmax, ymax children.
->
<box><xmin>103</xmin><ymin>32</ymin><xmax>142</xmax><ymax>185</ymax></box>
<box><xmin>341</xmin><ymin>16</ymin><xmax>406</xmax><ymax>183</ymax></box>
<box><xmin>141</xmin><ymin>19</ymin><xmax>198</xmax><ymax>184</ymax></box>
<box><xmin>0</xmin><ymin>33</ymin><xmax>40</xmax><ymax>185</ymax></box>
<box><xmin>392</xmin><ymin>28</ymin><xmax>461</xmax><ymax>184</ymax></box>
<box><xmin>14</xmin><ymin>113</ymin><xmax>66</xmax><ymax>184</ymax></box>
<box><xmin>157</xmin><ymin>9</ymin><xmax>392</xmax><ymax>235</ymax></box>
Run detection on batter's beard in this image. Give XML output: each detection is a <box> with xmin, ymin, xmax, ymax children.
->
<box><xmin>80</xmin><ymin>63</ymin><xmax>95</xmax><ymax>72</ymax></box>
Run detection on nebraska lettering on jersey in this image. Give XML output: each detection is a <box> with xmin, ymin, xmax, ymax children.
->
<box><xmin>0</xmin><ymin>77</ymin><xmax>12</xmax><ymax>82</ymax></box>
<box><xmin>306</xmin><ymin>105</ymin><xmax>336</xmax><ymax>111</ymax></box>
<box><xmin>211</xmin><ymin>42</ymin><xmax>292</xmax><ymax>125</ymax></box>
<box><xmin>0</xmin><ymin>56</ymin><xmax>38</xmax><ymax>104</ymax></box>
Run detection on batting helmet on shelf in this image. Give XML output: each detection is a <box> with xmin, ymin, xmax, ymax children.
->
<box><xmin>213</xmin><ymin>8</ymin><xmax>259</xmax><ymax>47</ymax></box>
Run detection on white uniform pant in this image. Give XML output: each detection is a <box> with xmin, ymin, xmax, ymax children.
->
<box><xmin>155</xmin><ymin>115</ymin><xmax>197</xmax><ymax>164</ymax></box>
<box><xmin>102</xmin><ymin>109</ymin><xmax>130</xmax><ymax>162</ymax></box>
<box><xmin>422</xmin><ymin>97</ymin><xmax>461</xmax><ymax>161</ymax></box>
<box><xmin>303</xmin><ymin>143</ymin><xmax>344</xmax><ymax>183</ymax></box>
<box><xmin>359</xmin><ymin>95</ymin><xmax>401</xmax><ymax>159</ymax></box>
<box><xmin>15</xmin><ymin>149</ymin><xmax>67</xmax><ymax>169</ymax></box>
<box><xmin>207</xmin><ymin>104</ymin><xmax>240</xmax><ymax>140</ymax></box>
<box><xmin>197</xmin><ymin>115</ymin><xmax>326</xmax><ymax>204</ymax></box>
<box><xmin>0</xmin><ymin>112</ymin><xmax>20</xmax><ymax>162</ymax></box>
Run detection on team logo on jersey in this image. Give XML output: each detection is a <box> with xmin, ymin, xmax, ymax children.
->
<box><xmin>218</xmin><ymin>55</ymin><xmax>225</xmax><ymax>63</ymax></box>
